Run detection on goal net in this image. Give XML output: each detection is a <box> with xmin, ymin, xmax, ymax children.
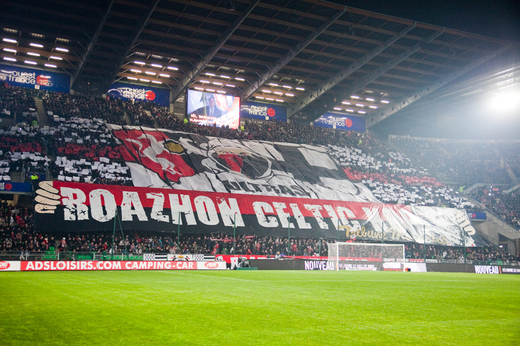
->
<box><xmin>327</xmin><ymin>242</ymin><xmax>405</xmax><ymax>271</ymax></box>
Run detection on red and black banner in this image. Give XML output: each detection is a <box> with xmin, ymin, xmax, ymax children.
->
<box><xmin>34</xmin><ymin>181</ymin><xmax>485</xmax><ymax>246</ymax></box>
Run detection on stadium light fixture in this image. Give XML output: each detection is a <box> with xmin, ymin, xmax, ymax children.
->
<box><xmin>3</xmin><ymin>57</ymin><xmax>16</xmax><ymax>62</ymax></box>
<box><xmin>351</xmin><ymin>95</ymin><xmax>360</xmax><ymax>99</ymax></box>
<box><xmin>261</xmin><ymin>89</ymin><xmax>272</xmax><ymax>93</ymax></box>
<box><xmin>159</xmin><ymin>74</ymin><xmax>170</xmax><ymax>78</ymax></box>
<box><xmin>285</xmin><ymin>93</ymin><xmax>294</xmax><ymax>97</ymax></box>
<box><xmin>200</xmin><ymin>80</ymin><xmax>210</xmax><ymax>84</ymax></box>
<box><xmin>341</xmin><ymin>101</ymin><xmax>351</xmax><ymax>105</ymax></box>
<box><xmin>235</xmin><ymin>77</ymin><xmax>245</xmax><ymax>81</ymax></box>
<box><xmin>225</xmin><ymin>84</ymin><xmax>235</xmax><ymax>88</ymax></box>
<box><xmin>2</xmin><ymin>38</ymin><xmax>17</xmax><ymax>44</ymax></box>
<box><xmin>130</xmin><ymin>69</ymin><xmax>141</xmax><ymax>73</ymax></box>
<box><xmin>333</xmin><ymin>107</ymin><xmax>342</xmax><ymax>111</ymax></box>
<box><xmin>266</xmin><ymin>97</ymin><xmax>274</xmax><ymax>101</ymax></box>
<box><xmin>44</xmin><ymin>64</ymin><xmax>57</xmax><ymax>68</ymax></box>
<box><xmin>487</xmin><ymin>88</ymin><xmax>520</xmax><ymax>113</ymax></box>
<box><xmin>134</xmin><ymin>61</ymin><xmax>146</xmax><ymax>65</ymax></box>
<box><xmin>30</xmin><ymin>43</ymin><xmax>44</xmax><ymax>48</ymax></box>
<box><xmin>27</xmin><ymin>52</ymin><xmax>40</xmax><ymax>57</ymax></box>
<box><xmin>282</xmin><ymin>85</ymin><xmax>292</xmax><ymax>89</ymax></box>
<box><xmin>194</xmin><ymin>87</ymin><xmax>204</xmax><ymax>91</ymax></box>
<box><xmin>24</xmin><ymin>60</ymin><xmax>37</xmax><ymax>65</ymax></box>
<box><xmin>49</xmin><ymin>56</ymin><xmax>62</xmax><ymax>60</ymax></box>
<box><xmin>217</xmin><ymin>90</ymin><xmax>226</xmax><ymax>94</ymax></box>
<box><xmin>55</xmin><ymin>47</ymin><xmax>68</xmax><ymax>52</ymax></box>
<box><xmin>127</xmin><ymin>76</ymin><xmax>138</xmax><ymax>80</ymax></box>
<box><xmin>369</xmin><ymin>105</ymin><xmax>378</xmax><ymax>109</ymax></box>
<box><xmin>212</xmin><ymin>82</ymin><xmax>223</xmax><ymax>85</ymax></box>
<box><xmin>255</xmin><ymin>96</ymin><xmax>264</xmax><ymax>99</ymax></box>
<box><xmin>167</xmin><ymin>66</ymin><xmax>178</xmax><ymax>70</ymax></box>
<box><xmin>139</xmin><ymin>78</ymin><xmax>150</xmax><ymax>82</ymax></box>
<box><xmin>355</xmin><ymin>103</ymin><xmax>364</xmax><ymax>107</ymax></box>
<box><xmin>366</xmin><ymin>97</ymin><xmax>375</xmax><ymax>101</ymax></box>
<box><xmin>295</xmin><ymin>87</ymin><xmax>305</xmax><ymax>91</ymax></box>
<box><xmin>151</xmin><ymin>80</ymin><xmax>162</xmax><ymax>84</ymax></box>
<box><xmin>205</xmin><ymin>72</ymin><xmax>216</xmax><ymax>76</ymax></box>
<box><xmin>346</xmin><ymin>109</ymin><xmax>354</xmax><ymax>112</ymax></box>
<box><xmin>358</xmin><ymin>110</ymin><xmax>366</xmax><ymax>114</ymax></box>
<box><xmin>205</xmin><ymin>88</ymin><xmax>215</xmax><ymax>92</ymax></box>
<box><xmin>144</xmin><ymin>71</ymin><xmax>156</xmax><ymax>75</ymax></box>
<box><xmin>381</xmin><ymin>100</ymin><xmax>390</xmax><ymax>103</ymax></box>
<box><xmin>269</xmin><ymin>83</ymin><xmax>279</xmax><ymax>86</ymax></box>
<box><xmin>274</xmin><ymin>91</ymin><xmax>283</xmax><ymax>95</ymax></box>
<box><xmin>275</xmin><ymin>99</ymin><xmax>284</xmax><ymax>102</ymax></box>
<box><xmin>220</xmin><ymin>75</ymin><xmax>230</xmax><ymax>79</ymax></box>
<box><xmin>150</xmin><ymin>64</ymin><xmax>162</xmax><ymax>68</ymax></box>
<box><xmin>3</xmin><ymin>48</ymin><xmax>17</xmax><ymax>53</ymax></box>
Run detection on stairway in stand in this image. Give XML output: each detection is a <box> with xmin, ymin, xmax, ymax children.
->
<box><xmin>34</xmin><ymin>97</ymin><xmax>49</xmax><ymax>126</ymax></box>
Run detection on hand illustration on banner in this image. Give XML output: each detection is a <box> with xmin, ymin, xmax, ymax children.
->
<box><xmin>34</xmin><ymin>181</ymin><xmax>60</xmax><ymax>214</ymax></box>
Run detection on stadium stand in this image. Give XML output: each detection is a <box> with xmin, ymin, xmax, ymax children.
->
<box><xmin>1</xmin><ymin>202</ymin><xmax>516</xmax><ymax>263</ymax></box>
<box><xmin>0</xmin><ymin>75</ymin><xmax>519</xmax><ymax>264</ymax></box>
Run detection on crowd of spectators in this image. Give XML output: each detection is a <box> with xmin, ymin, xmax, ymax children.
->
<box><xmin>472</xmin><ymin>186</ymin><xmax>520</xmax><ymax>230</ymax></box>
<box><xmin>389</xmin><ymin>135</ymin><xmax>516</xmax><ymax>185</ymax></box>
<box><xmin>405</xmin><ymin>242</ymin><xmax>516</xmax><ymax>263</ymax></box>
<box><xmin>1</xmin><ymin>202</ymin><xmax>517</xmax><ymax>263</ymax></box>
<box><xmin>0</xmin><ymin>84</ymin><xmax>37</xmax><ymax>118</ymax></box>
<box><xmin>42</xmin><ymin>91</ymin><xmax>127</xmax><ymax>125</ymax></box>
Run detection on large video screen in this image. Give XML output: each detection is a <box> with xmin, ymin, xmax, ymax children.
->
<box><xmin>187</xmin><ymin>90</ymin><xmax>240</xmax><ymax>129</ymax></box>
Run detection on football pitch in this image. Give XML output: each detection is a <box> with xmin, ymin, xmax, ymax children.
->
<box><xmin>0</xmin><ymin>270</ymin><xmax>518</xmax><ymax>345</ymax></box>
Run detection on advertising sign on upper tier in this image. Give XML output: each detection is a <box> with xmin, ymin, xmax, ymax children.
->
<box><xmin>240</xmin><ymin>101</ymin><xmax>287</xmax><ymax>122</ymax></box>
<box><xmin>107</xmin><ymin>82</ymin><xmax>170</xmax><ymax>107</ymax></box>
<box><xmin>33</xmin><ymin>181</ymin><xmax>485</xmax><ymax>247</ymax></box>
<box><xmin>0</xmin><ymin>63</ymin><xmax>70</xmax><ymax>92</ymax></box>
<box><xmin>313</xmin><ymin>112</ymin><xmax>366</xmax><ymax>132</ymax></box>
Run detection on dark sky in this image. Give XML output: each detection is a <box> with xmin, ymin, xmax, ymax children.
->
<box><xmin>334</xmin><ymin>0</ymin><xmax>520</xmax><ymax>42</ymax></box>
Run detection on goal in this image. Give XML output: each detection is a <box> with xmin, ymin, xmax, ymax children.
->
<box><xmin>327</xmin><ymin>242</ymin><xmax>405</xmax><ymax>271</ymax></box>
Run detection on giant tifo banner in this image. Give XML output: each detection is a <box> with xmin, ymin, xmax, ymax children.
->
<box><xmin>33</xmin><ymin>181</ymin><xmax>484</xmax><ymax>246</ymax></box>
<box><xmin>107</xmin><ymin>125</ymin><xmax>378</xmax><ymax>202</ymax></box>
<box><xmin>0</xmin><ymin>63</ymin><xmax>70</xmax><ymax>92</ymax></box>
<box><xmin>107</xmin><ymin>82</ymin><xmax>170</xmax><ymax>107</ymax></box>
<box><xmin>313</xmin><ymin>112</ymin><xmax>366</xmax><ymax>132</ymax></box>
<box><xmin>240</xmin><ymin>101</ymin><xmax>287</xmax><ymax>122</ymax></box>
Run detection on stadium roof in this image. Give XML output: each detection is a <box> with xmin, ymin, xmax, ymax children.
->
<box><xmin>1</xmin><ymin>0</ymin><xmax>518</xmax><ymax>127</ymax></box>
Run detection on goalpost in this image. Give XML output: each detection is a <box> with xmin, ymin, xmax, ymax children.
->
<box><xmin>327</xmin><ymin>242</ymin><xmax>405</xmax><ymax>271</ymax></box>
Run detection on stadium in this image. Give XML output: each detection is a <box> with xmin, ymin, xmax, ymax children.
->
<box><xmin>0</xmin><ymin>0</ymin><xmax>519</xmax><ymax>344</ymax></box>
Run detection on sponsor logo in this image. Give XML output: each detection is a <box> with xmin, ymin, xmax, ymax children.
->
<box><xmin>0</xmin><ymin>261</ymin><xmax>11</xmax><ymax>270</ymax></box>
<box><xmin>0</xmin><ymin>70</ymin><xmax>53</xmax><ymax>87</ymax></box>
<box><xmin>204</xmin><ymin>262</ymin><xmax>219</xmax><ymax>269</ymax></box>
<box><xmin>474</xmin><ymin>265</ymin><xmax>500</xmax><ymax>274</ymax></box>
<box><xmin>267</xmin><ymin>108</ymin><xmax>275</xmax><ymax>117</ymax></box>
<box><xmin>36</xmin><ymin>75</ymin><xmax>52</xmax><ymax>86</ymax></box>
<box><xmin>501</xmin><ymin>267</ymin><xmax>520</xmax><ymax>274</ymax></box>
<box><xmin>315</xmin><ymin>115</ymin><xmax>354</xmax><ymax>128</ymax></box>
<box><xmin>304</xmin><ymin>260</ymin><xmax>334</xmax><ymax>270</ymax></box>
<box><xmin>108</xmin><ymin>87</ymin><xmax>156</xmax><ymax>102</ymax></box>
<box><xmin>0</xmin><ymin>182</ymin><xmax>12</xmax><ymax>191</ymax></box>
<box><xmin>145</xmin><ymin>90</ymin><xmax>156</xmax><ymax>101</ymax></box>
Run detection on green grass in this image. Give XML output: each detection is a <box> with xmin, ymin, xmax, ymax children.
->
<box><xmin>0</xmin><ymin>271</ymin><xmax>519</xmax><ymax>345</ymax></box>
